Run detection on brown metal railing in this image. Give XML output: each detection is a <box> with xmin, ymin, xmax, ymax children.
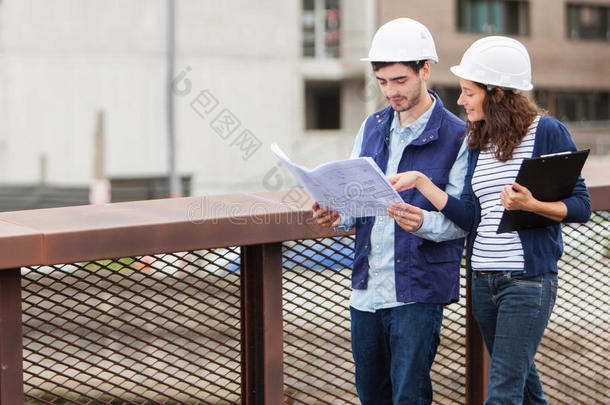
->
<box><xmin>0</xmin><ymin>187</ymin><xmax>608</xmax><ymax>404</ymax></box>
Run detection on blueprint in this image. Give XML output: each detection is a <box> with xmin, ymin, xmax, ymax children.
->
<box><xmin>271</xmin><ymin>143</ymin><xmax>403</xmax><ymax>217</ymax></box>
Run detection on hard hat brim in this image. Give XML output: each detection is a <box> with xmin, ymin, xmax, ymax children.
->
<box><xmin>360</xmin><ymin>56</ymin><xmax>439</xmax><ymax>63</ymax></box>
<box><xmin>449</xmin><ymin>65</ymin><xmax>478</xmax><ymax>83</ymax></box>
<box><xmin>450</xmin><ymin>65</ymin><xmax>533</xmax><ymax>91</ymax></box>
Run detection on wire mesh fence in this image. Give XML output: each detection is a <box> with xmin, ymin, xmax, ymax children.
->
<box><xmin>22</xmin><ymin>250</ymin><xmax>243</xmax><ymax>405</ymax></box>
<box><xmin>282</xmin><ymin>237</ymin><xmax>358</xmax><ymax>404</ymax></box>
<box><xmin>536</xmin><ymin>210</ymin><xmax>610</xmax><ymax>404</ymax></box>
<box><xmin>281</xmin><ymin>236</ymin><xmax>467</xmax><ymax>405</ymax></box>
<box><xmin>19</xmin><ymin>210</ymin><xmax>609</xmax><ymax>404</ymax></box>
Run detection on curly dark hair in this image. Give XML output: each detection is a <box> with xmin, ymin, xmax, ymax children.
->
<box><xmin>467</xmin><ymin>83</ymin><xmax>545</xmax><ymax>162</ymax></box>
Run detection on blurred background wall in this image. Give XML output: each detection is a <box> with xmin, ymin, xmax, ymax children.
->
<box><xmin>0</xmin><ymin>0</ymin><xmax>607</xmax><ymax>210</ymax></box>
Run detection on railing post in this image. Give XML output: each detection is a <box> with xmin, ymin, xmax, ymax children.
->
<box><xmin>0</xmin><ymin>268</ymin><xmax>24</xmax><ymax>403</ymax></box>
<box><xmin>240</xmin><ymin>243</ymin><xmax>284</xmax><ymax>405</ymax></box>
<box><xmin>465</xmin><ymin>277</ymin><xmax>490</xmax><ymax>405</ymax></box>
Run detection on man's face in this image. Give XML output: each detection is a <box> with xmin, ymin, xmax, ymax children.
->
<box><xmin>375</xmin><ymin>62</ymin><xmax>429</xmax><ymax>113</ymax></box>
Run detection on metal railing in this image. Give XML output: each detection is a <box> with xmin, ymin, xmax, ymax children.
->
<box><xmin>0</xmin><ymin>187</ymin><xmax>608</xmax><ymax>404</ymax></box>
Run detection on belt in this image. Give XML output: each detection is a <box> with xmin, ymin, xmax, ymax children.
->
<box><xmin>475</xmin><ymin>270</ymin><xmax>524</xmax><ymax>277</ymax></box>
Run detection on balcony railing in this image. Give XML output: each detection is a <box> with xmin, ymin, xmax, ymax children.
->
<box><xmin>0</xmin><ymin>186</ymin><xmax>608</xmax><ymax>404</ymax></box>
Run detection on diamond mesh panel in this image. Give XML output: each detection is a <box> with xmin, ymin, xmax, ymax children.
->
<box><xmin>281</xmin><ymin>236</ymin><xmax>467</xmax><ymax>404</ymax></box>
<box><xmin>432</xmin><ymin>272</ymin><xmax>467</xmax><ymax>405</ymax></box>
<box><xmin>536</xmin><ymin>211</ymin><xmax>610</xmax><ymax>404</ymax></box>
<box><xmin>18</xmin><ymin>210</ymin><xmax>609</xmax><ymax>404</ymax></box>
<box><xmin>281</xmin><ymin>211</ymin><xmax>610</xmax><ymax>404</ymax></box>
<box><xmin>22</xmin><ymin>249</ymin><xmax>242</xmax><ymax>405</ymax></box>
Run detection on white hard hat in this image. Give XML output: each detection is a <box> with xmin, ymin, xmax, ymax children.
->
<box><xmin>361</xmin><ymin>18</ymin><xmax>438</xmax><ymax>63</ymax></box>
<box><xmin>450</xmin><ymin>36</ymin><xmax>533</xmax><ymax>91</ymax></box>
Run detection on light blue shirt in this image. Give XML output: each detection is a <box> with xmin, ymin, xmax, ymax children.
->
<box><xmin>336</xmin><ymin>99</ymin><xmax>468</xmax><ymax>312</ymax></box>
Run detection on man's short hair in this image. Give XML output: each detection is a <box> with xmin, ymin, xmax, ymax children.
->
<box><xmin>371</xmin><ymin>60</ymin><xmax>426</xmax><ymax>73</ymax></box>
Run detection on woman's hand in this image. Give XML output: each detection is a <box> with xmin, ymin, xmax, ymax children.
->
<box><xmin>389</xmin><ymin>170</ymin><xmax>449</xmax><ymax>211</ymax></box>
<box><xmin>501</xmin><ymin>182</ymin><xmax>567</xmax><ymax>222</ymax></box>
<box><xmin>500</xmin><ymin>182</ymin><xmax>534</xmax><ymax>211</ymax></box>
<box><xmin>388</xmin><ymin>171</ymin><xmax>422</xmax><ymax>192</ymax></box>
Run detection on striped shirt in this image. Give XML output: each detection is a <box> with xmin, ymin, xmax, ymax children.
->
<box><xmin>471</xmin><ymin>116</ymin><xmax>540</xmax><ymax>272</ymax></box>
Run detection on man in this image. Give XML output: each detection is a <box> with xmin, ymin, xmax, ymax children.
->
<box><xmin>312</xmin><ymin>18</ymin><xmax>467</xmax><ymax>404</ymax></box>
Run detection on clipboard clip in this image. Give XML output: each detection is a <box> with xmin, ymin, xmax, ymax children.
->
<box><xmin>539</xmin><ymin>151</ymin><xmax>571</xmax><ymax>158</ymax></box>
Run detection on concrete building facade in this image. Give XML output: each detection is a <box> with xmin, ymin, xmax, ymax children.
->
<box><xmin>379</xmin><ymin>0</ymin><xmax>610</xmax><ymax>150</ymax></box>
<box><xmin>0</xmin><ymin>0</ymin><xmax>607</xmax><ymax>202</ymax></box>
<box><xmin>0</xmin><ymin>0</ymin><xmax>375</xmax><ymax>198</ymax></box>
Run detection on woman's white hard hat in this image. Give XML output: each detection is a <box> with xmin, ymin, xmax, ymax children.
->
<box><xmin>361</xmin><ymin>18</ymin><xmax>439</xmax><ymax>63</ymax></box>
<box><xmin>450</xmin><ymin>36</ymin><xmax>533</xmax><ymax>91</ymax></box>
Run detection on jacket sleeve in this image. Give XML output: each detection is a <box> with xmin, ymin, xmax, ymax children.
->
<box><xmin>538</xmin><ymin>116</ymin><xmax>591</xmax><ymax>223</ymax></box>
<box><xmin>441</xmin><ymin>149</ymin><xmax>477</xmax><ymax>232</ymax></box>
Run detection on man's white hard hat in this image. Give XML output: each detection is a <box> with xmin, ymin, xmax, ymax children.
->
<box><xmin>450</xmin><ymin>36</ymin><xmax>533</xmax><ymax>91</ymax></box>
<box><xmin>361</xmin><ymin>18</ymin><xmax>439</xmax><ymax>63</ymax></box>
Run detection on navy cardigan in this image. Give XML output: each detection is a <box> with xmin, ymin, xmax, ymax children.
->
<box><xmin>441</xmin><ymin>115</ymin><xmax>591</xmax><ymax>277</ymax></box>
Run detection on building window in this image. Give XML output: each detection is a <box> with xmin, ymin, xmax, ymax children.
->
<box><xmin>536</xmin><ymin>90</ymin><xmax>610</xmax><ymax>122</ymax></box>
<box><xmin>302</xmin><ymin>0</ymin><xmax>340</xmax><ymax>58</ymax></box>
<box><xmin>567</xmin><ymin>4</ymin><xmax>610</xmax><ymax>41</ymax></box>
<box><xmin>457</xmin><ymin>0</ymin><xmax>529</xmax><ymax>36</ymax></box>
<box><xmin>305</xmin><ymin>81</ymin><xmax>341</xmax><ymax>129</ymax></box>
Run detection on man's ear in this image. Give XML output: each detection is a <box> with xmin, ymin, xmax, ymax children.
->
<box><xmin>419</xmin><ymin>61</ymin><xmax>431</xmax><ymax>82</ymax></box>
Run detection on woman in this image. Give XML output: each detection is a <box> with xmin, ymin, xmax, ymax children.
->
<box><xmin>387</xmin><ymin>36</ymin><xmax>590</xmax><ymax>404</ymax></box>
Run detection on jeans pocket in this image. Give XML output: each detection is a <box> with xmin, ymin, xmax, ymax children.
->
<box><xmin>507</xmin><ymin>274</ymin><xmax>543</xmax><ymax>288</ymax></box>
<box><xmin>547</xmin><ymin>275</ymin><xmax>558</xmax><ymax>317</ymax></box>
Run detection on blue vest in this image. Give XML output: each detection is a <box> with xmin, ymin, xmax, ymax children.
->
<box><xmin>353</xmin><ymin>91</ymin><xmax>466</xmax><ymax>305</ymax></box>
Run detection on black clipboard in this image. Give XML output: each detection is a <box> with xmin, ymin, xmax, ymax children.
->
<box><xmin>496</xmin><ymin>149</ymin><xmax>589</xmax><ymax>234</ymax></box>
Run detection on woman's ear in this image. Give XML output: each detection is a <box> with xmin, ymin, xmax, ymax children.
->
<box><xmin>493</xmin><ymin>88</ymin><xmax>505</xmax><ymax>103</ymax></box>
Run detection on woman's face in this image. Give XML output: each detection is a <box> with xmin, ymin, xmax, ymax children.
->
<box><xmin>457</xmin><ymin>79</ymin><xmax>486</xmax><ymax>122</ymax></box>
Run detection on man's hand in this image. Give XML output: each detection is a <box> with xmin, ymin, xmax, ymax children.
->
<box><xmin>387</xmin><ymin>202</ymin><xmax>424</xmax><ymax>232</ymax></box>
<box><xmin>312</xmin><ymin>202</ymin><xmax>341</xmax><ymax>228</ymax></box>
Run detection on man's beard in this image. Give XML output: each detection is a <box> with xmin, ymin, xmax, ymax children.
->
<box><xmin>390</xmin><ymin>81</ymin><xmax>422</xmax><ymax>112</ymax></box>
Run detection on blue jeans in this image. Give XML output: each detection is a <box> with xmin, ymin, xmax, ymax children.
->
<box><xmin>472</xmin><ymin>271</ymin><xmax>557</xmax><ymax>405</ymax></box>
<box><xmin>350</xmin><ymin>303</ymin><xmax>443</xmax><ymax>405</ymax></box>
